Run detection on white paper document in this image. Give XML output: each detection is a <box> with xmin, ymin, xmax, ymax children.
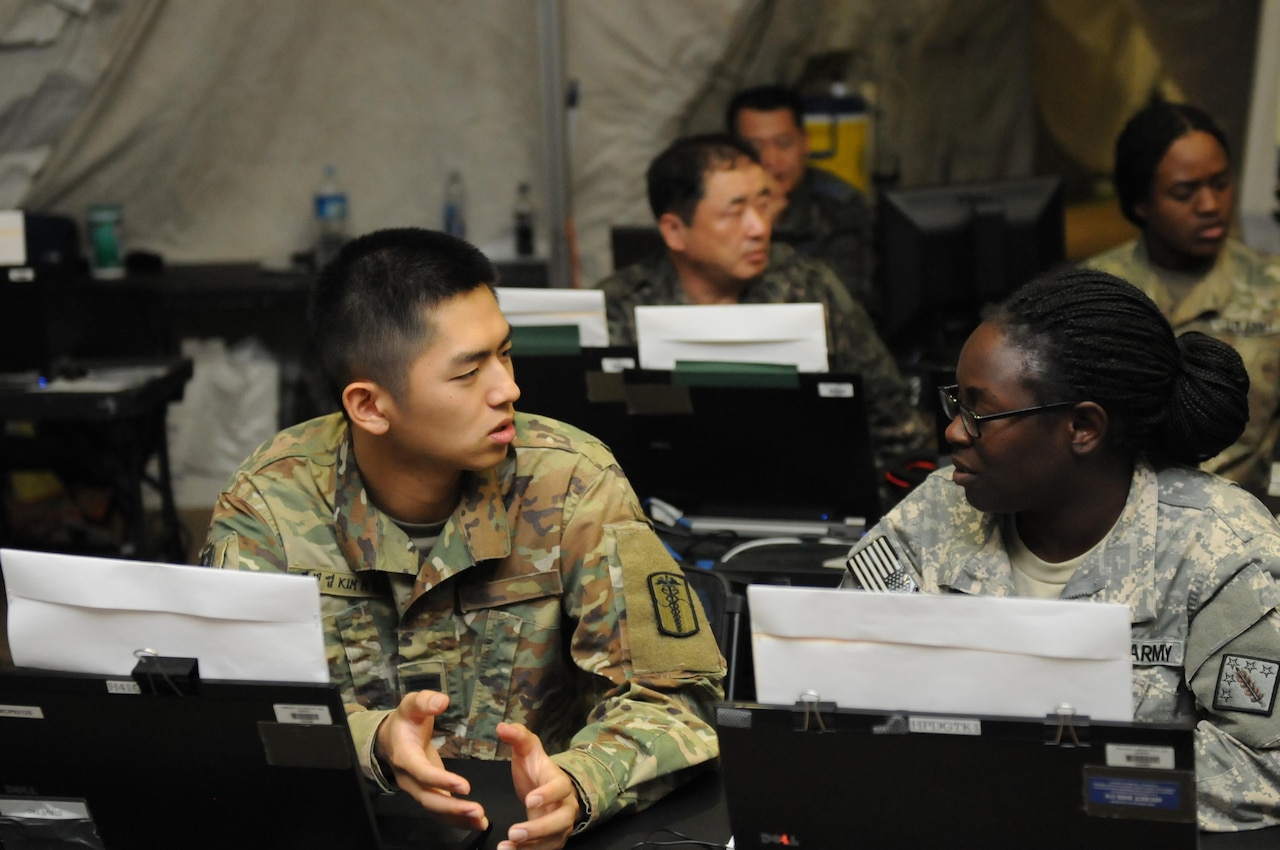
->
<box><xmin>495</xmin><ymin>286</ymin><xmax>609</xmax><ymax>348</ymax></box>
<box><xmin>2</xmin><ymin>548</ymin><xmax>327</xmax><ymax>683</ymax></box>
<box><xmin>634</xmin><ymin>303</ymin><xmax>829</xmax><ymax>372</ymax></box>
<box><xmin>748</xmin><ymin>585</ymin><xmax>1133</xmax><ymax>721</ymax></box>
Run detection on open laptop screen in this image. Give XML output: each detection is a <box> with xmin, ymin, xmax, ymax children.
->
<box><xmin>717</xmin><ymin>701</ymin><xmax>1198</xmax><ymax>850</ymax></box>
<box><xmin>0</xmin><ymin>669</ymin><xmax>488</xmax><ymax>850</ymax></box>
<box><xmin>619</xmin><ymin>371</ymin><xmax>881</xmax><ymax>527</ymax></box>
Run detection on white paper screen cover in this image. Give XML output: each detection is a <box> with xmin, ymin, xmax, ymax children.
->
<box><xmin>748</xmin><ymin>585</ymin><xmax>1133</xmax><ymax>721</ymax></box>
<box><xmin>2</xmin><ymin>548</ymin><xmax>327</xmax><ymax>683</ymax></box>
<box><xmin>495</xmin><ymin>286</ymin><xmax>609</xmax><ymax>348</ymax></box>
<box><xmin>634</xmin><ymin>303</ymin><xmax>829</xmax><ymax>372</ymax></box>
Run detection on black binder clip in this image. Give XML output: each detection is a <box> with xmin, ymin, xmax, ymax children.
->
<box><xmin>131</xmin><ymin>648</ymin><xmax>200</xmax><ymax>696</ymax></box>
<box><xmin>793</xmin><ymin>690</ymin><xmax>836</xmax><ymax>732</ymax></box>
<box><xmin>1044</xmin><ymin>703</ymin><xmax>1090</xmax><ymax>747</ymax></box>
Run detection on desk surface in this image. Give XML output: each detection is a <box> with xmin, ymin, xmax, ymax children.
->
<box><xmin>442</xmin><ymin>758</ymin><xmax>1277</xmax><ymax>849</ymax></box>
<box><xmin>443</xmin><ymin>758</ymin><xmax>728</xmax><ymax>850</ymax></box>
<box><xmin>0</xmin><ymin>358</ymin><xmax>193</xmax><ymax>421</ymax></box>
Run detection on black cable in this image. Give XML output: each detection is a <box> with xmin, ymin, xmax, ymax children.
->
<box><xmin>626</xmin><ymin>828</ymin><xmax>733</xmax><ymax>850</ymax></box>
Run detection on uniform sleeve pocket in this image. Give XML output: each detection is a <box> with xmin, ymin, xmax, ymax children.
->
<box><xmin>608</xmin><ymin>520</ymin><xmax>724</xmax><ymax>677</ymax></box>
<box><xmin>1185</xmin><ymin>564</ymin><xmax>1280</xmax><ymax>747</ymax></box>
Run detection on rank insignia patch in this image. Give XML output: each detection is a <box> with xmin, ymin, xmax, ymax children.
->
<box><xmin>1213</xmin><ymin>654</ymin><xmax>1279</xmax><ymax>716</ymax></box>
<box><xmin>647</xmin><ymin>572</ymin><xmax>700</xmax><ymax>638</ymax></box>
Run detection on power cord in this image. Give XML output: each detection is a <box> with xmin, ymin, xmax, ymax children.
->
<box><xmin>626</xmin><ymin>828</ymin><xmax>732</xmax><ymax>849</ymax></box>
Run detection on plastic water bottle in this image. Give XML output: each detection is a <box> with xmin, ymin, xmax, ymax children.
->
<box><xmin>444</xmin><ymin>171</ymin><xmax>467</xmax><ymax>239</ymax></box>
<box><xmin>514</xmin><ymin>182</ymin><xmax>534</xmax><ymax>257</ymax></box>
<box><xmin>314</xmin><ymin>164</ymin><xmax>348</xmax><ymax>269</ymax></box>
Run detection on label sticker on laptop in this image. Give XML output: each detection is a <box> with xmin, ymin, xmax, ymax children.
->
<box><xmin>0</xmin><ymin>703</ymin><xmax>43</xmax><ymax>720</ymax></box>
<box><xmin>273</xmin><ymin>703</ymin><xmax>334</xmax><ymax>726</ymax></box>
<box><xmin>106</xmin><ymin>679</ymin><xmax>141</xmax><ymax>695</ymax></box>
<box><xmin>908</xmin><ymin>715</ymin><xmax>981</xmax><ymax>736</ymax></box>
<box><xmin>1105</xmin><ymin>743</ymin><xmax>1175</xmax><ymax>770</ymax></box>
<box><xmin>0</xmin><ymin>798</ymin><xmax>91</xmax><ymax>820</ymax></box>
<box><xmin>817</xmin><ymin>381</ymin><xmax>855</xmax><ymax>398</ymax></box>
<box><xmin>600</xmin><ymin>356</ymin><xmax>636</xmax><ymax>373</ymax></box>
<box><xmin>1083</xmin><ymin>767</ymin><xmax>1196</xmax><ymax>823</ymax></box>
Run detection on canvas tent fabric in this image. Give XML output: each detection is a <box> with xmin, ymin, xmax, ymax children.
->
<box><xmin>0</xmin><ymin>0</ymin><xmax>1262</xmax><ymax>288</ymax></box>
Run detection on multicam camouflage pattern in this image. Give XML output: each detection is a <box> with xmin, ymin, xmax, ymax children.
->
<box><xmin>202</xmin><ymin>412</ymin><xmax>724</xmax><ymax>828</ymax></box>
<box><xmin>596</xmin><ymin>242</ymin><xmax>930</xmax><ymax>462</ymax></box>
<box><xmin>1087</xmin><ymin>238</ymin><xmax>1280</xmax><ymax>500</ymax></box>
<box><xmin>846</xmin><ymin>459</ymin><xmax>1280</xmax><ymax>831</ymax></box>
<box><xmin>774</xmin><ymin>167</ymin><xmax>877</xmax><ymax>318</ymax></box>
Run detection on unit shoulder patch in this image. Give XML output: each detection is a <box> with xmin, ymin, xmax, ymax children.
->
<box><xmin>647</xmin><ymin>572</ymin><xmax>701</xmax><ymax>638</ymax></box>
<box><xmin>1213</xmin><ymin>654</ymin><xmax>1279</xmax><ymax>716</ymax></box>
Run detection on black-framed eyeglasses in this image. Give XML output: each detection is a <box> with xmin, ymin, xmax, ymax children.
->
<box><xmin>937</xmin><ymin>384</ymin><xmax>1077</xmax><ymax>439</ymax></box>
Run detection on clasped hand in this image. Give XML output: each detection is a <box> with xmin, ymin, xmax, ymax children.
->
<box><xmin>375</xmin><ymin>690</ymin><xmax>580</xmax><ymax>850</ymax></box>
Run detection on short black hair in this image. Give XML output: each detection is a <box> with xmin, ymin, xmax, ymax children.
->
<box><xmin>645</xmin><ymin>133</ymin><xmax>761</xmax><ymax>223</ymax></box>
<box><xmin>725</xmin><ymin>85</ymin><xmax>805</xmax><ymax>133</ymax></box>
<box><xmin>991</xmin><ymin>267</ymin><xmax>1248</xmax><ymax>465</ymax></box>
<box><xmin>1114</xmin><ymin>101</ymin><xmax>1231</xmax><ymax>227</ymax></box>
<box><xmin>308</xmin><ymin>227</ymin><xmax>496</xmax><ymax>404</ymax></box>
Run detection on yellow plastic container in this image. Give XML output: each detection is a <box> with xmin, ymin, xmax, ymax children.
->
<box><xmin>804</xmin><ymin>90</ymin><xmax>871</xmax><ymax>193</ymax></box>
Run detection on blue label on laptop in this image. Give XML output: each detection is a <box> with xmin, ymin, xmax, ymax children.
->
<box><xmin>1086</xmin><ymin>776</ymin><xmax>1181</xmax><ymax>810</ymax></box>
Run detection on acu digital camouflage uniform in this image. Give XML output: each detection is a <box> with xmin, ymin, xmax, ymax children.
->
<box><xmin>845</xmin><ymin>459</ymin><xmax>1280</xmax><ymax>831</ymax></box>
<box><xmin>202</xmin><ymin>412</ymin><xmax>725</xmax><ymax>830</ymax></box>
<box><xmin>774</xmin><ymin>167</ymin><xmax>877</xmax><ymax>319</ymax></box>
<box><xmin>596</xmin><ymin>242</ymin><xmax>930</xmax><ymax>463</ymax></box>
<box><xmin>1087</xmin><ymin>238</ymin><xmax>1280</xmax><ymax>500</ymax></box>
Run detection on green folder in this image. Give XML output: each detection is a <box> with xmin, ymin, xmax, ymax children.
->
<box><xmin>510</xmin><ymin>324</ymin><xmax>581</xmax><ymax>356</ymax></box>
<box><xmin>670</xmin><ymin>360</ymin><xmax>799</xmax><ymax>388</ymax></box>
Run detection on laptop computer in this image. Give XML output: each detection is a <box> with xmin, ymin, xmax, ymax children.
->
<box><xmin>0</xmin><ymin>668</ymin><xmax>492</xmax><ymax>850</ymax></box>
<box><xmin>716</xmin><ymin>700</ymin><xmax>1199</xmax><ymax>849</ymax></box>
<box><xmin>513</xmin><ymin>345</ymin><xmax>639</xmax><ymax>464</ymax></box>
<box><xmin>618</xmin><ymin>370</ymin><xmax>881</xmax><ymax>534</ymax></box>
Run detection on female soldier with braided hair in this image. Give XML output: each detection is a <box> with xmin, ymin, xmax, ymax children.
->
<box><xmin>844</xmin><ymin>266</ymin><xmax>1280</xmax><ymax>831</ymax></box>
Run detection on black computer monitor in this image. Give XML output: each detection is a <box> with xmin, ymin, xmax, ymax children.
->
<box><xmin>877</xmin><ymin>175</ymin><xmax>1065</xmax><ymax>363</ymax></box>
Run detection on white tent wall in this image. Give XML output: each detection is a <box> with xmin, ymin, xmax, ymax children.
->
<box><xmin>13</xmin><ymin>0</ymin><xmax>547</xmax><ymax>268</ymax></box>
<box><xmin>568</xmin><ymin>0</ymin><xmax>1039</xmax><ymax>287</ymax></box>
<box><xmin>0</xmin><ymin>0</ymin><xmax>1267</xmax><ymax>288</ymax></box>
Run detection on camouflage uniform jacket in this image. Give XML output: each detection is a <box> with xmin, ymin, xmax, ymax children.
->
<box><xmin>596</xmin><ymin>243</ymin><xmax>929</xmax><ymax>462</ymax></box>
<box><xmin>846</xmin><ymin>460</ymin><xmax>1280</xmax><ymax>831</ymax></box>
<box><xmin>1087</xmin><ymin>238</ymin><xmax>1280</xmax><ymax>500</ymax></box>
<box><xmin>774</xmin><ymin>167</ymin><xmax>877</xmax><ymax>318</ymax></box>
<box><xmin>202</xmin><ymin>412</ymin><xmax>725</xmax><ymax>829</ymax></box>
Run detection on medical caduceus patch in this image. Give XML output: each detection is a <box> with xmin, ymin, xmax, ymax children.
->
<box><xmin>1214</xmin><ymin>654</ymin><xmax>1279</xmax><ymax>716</ymax></box>
<box><xmin>648</xmin><ymin>572</ymin><xmax>701</xmax><ymax>637</ymax></box>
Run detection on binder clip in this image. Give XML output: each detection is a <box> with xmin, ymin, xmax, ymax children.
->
<box><xmin>793</xmin><ymin>690</ymin><xmax>836</xmax><ymax>732</ymax></box>
<box><xmin>131</xmin><ymin>648</ymin><xmax>200</xmax><ymax>696</ymax></box>
<box><xmin>1044</xmin><ymin>703</ymin><xmax>1090</xmax><ymax>747</ymax></box>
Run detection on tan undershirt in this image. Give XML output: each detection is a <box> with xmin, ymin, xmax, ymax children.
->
<box><xmin>1004</xmin><ymin>515</ymin><xmax>1101</xmax><ymax>598</ymax></box>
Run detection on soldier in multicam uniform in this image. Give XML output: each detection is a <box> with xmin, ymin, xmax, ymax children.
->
<box><xmin>596</xmin><ymin>133</ymin><xmax>929</xmax><ymax>466</ymax></box>
<box><xmin>202</xmin><ymin>229</ymin><xmax>724</xmax><ymax>848</ymax></box>
<box><xmin>725</xmin><ymin>85</ymin><xmax>878</xmax><ymax>319</ymax></box>
<box><xmin>843</xmin><ymin>268</ymin><xmax>1280</xmax><ymax>831</ymax></box>
<box><xmin>1086</xmin><ymin>101</ymin><xmax>1280</xmax><ymax>502</ymax></box>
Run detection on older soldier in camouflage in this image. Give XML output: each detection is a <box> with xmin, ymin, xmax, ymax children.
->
<box><xmin>203</xmin><ymin>229</ymin><xmax>723</xmax><ymax>848</ymax></box>
<box><xmin>844</xmin><ymin>269</ymin><xmax>1280</xmax><ymax>831</ymax></box>
<box><xmin>597</xmin><ymin>133</ymin><xmax>928</xmax><ymax>466</ymax></box>
<box><xmin>1086</xmin><ymin>101</ymin><xmax>1280</xmax><ymax>501</ymax></box>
